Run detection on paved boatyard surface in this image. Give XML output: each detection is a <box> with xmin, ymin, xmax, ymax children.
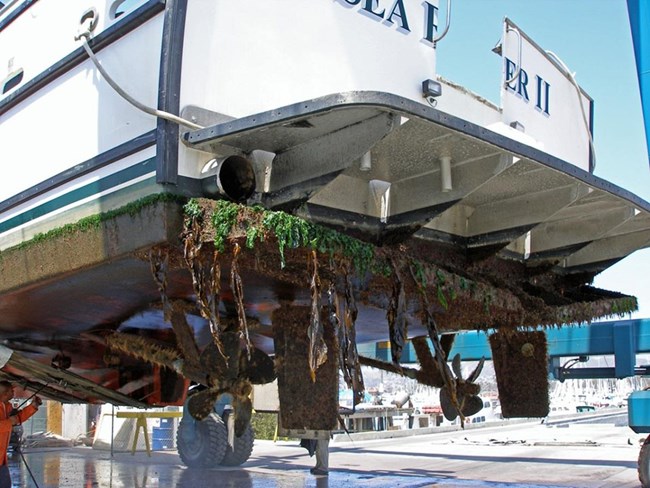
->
<box><xmin>7</xmin><ymin>412</ymin><xmax>643</xmax><ymax>487</ymax></box>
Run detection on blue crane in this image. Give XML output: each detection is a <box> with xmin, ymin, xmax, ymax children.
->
<box><xmin>628</xmin><ymin>0</ymin><xmax>650</xmax><ymax>168</ymax></box>
<box><xmin>364</xmin><ymin>318</ymin><xmax>650</xmax><ymax>380</ymax></box>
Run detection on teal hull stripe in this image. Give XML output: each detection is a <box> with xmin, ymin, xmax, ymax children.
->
<box><xmin>0</xmin><ymin>158</ymin><xmax>156</xmax><ymax>235</ymax></box>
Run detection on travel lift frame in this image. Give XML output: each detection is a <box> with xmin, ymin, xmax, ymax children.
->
<box><xmin>365</xmin><ymin>317</ymin><xmax>650</xmax><ymax>486</ymax></box>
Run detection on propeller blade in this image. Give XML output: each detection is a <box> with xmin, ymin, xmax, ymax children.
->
<box><xmin>240</xmin><ymin>347</ymin><xmax>276</xmax><ymax>384</ymax></box>
<box><xmin>200</xmin><ymin>331</ymin><xmax>241</xmax><ymax>382</ymax></box>
<box><xmin>440</xmin><ymin>333</ymin><xmax>456</xmax><ymax>358</ymax></box>
<box><xmin>233</xmin><ymin>395</ymin><xmax>253</xmax><ymax>437</ymax></box>
<box><xmin>451</xmin><ymin>353</ymin><xmax>462</xmax><ymax>379</ymax></box>
<box><xmin>461</xmin><ymin>395</ymin><xmax>484</xmax><ymax>417</ymax></box>
<box><xmin>466</xmin><ymin>357</ymin><xmax>485</xmax><ymax>384</ymax></box>
<box><xmin>440</xmin><ymin>387</ymin><xmax>458</xmax><ymax>421</ymax></box>
<box><xmin>187</xmin><ymin>387</ymin><xmax>223</xmax><ymax>420</ymax></box>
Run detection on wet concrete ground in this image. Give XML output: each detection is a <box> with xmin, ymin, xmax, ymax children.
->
<box><xmin>6</xmin><ymin>413</ymin><xmax>642</xmax><ymax>487</ymax></box>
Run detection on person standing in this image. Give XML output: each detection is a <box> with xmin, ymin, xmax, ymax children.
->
<box><xmin>311</xmin><ymin>437</ymin><xmax>329</xmax><ymax>476</ymax></box>
<box><xmin>0</xmin><ymin>381</ymin><xmax>42</xmax><ymax>488</ymax></box>
<box><xmin>299</xmin><ymin>435</ymin><xmax>330</xmax><ymax>476</ymax></box>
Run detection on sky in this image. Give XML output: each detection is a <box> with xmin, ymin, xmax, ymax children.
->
<box><xmin>435</xmin><ymin>0</ymin><xmax>650</xmax><ymax>320</ymax></box>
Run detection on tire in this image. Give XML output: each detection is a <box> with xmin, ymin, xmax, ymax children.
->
<box><xmin>221</xmin><ymin>422</ymin><xmax>254</xmax><ymax>466</ymax></box>
<box><xmin>639</xmin><ymin>435</ymin><xmax>650</xmax><ymax>487</ymax></box>
<box><xmin>177</xmin><ymin>413</ymin><xmax>228</xmax><ymax>468</ymax></box>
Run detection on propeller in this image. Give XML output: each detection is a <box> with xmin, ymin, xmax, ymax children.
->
<box><xmin>187</xmin><ymin>333</ymin><xmax>275</xmax><ymax>437</ymax></box>
<box><xmin>440</xmin><ymin>354</ymin><xmax>485</xmax><ymax>421</ymax></box>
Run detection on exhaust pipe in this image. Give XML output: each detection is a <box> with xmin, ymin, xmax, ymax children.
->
<box><xmin>202</xmin><ymin>155</ymin><xmax>256</xmax><ymax>202</ymax></box>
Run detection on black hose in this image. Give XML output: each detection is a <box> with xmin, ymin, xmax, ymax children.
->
<box><xmin>18</xmin><ymin>449</ymin><xmax>39</xmax><ymax>488</ymax></box>
<box><xmin>10</xmin><ymin>382</ymin><xmax>49</xmax><ymax>487</ymax></box>
<box><xmin>15</xmin><ymin>382</ymin><xmax>49</xmax><ymax>411</ymax></box>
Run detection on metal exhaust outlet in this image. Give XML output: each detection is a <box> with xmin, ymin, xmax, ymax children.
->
<box><xmin>202</xmin><ymin>155</ymin><xmax>257</xmax><ymax>202</ymax></box>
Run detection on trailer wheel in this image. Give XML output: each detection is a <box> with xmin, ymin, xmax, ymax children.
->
<box><xmin>177</xmin><ymin>413</ymin><xmax>227</xmax><ymax>468</ymax></box>
<box><xmin>221</xmin><ymin>422</ymin><xmax>255</xmax><ymax>466</ymax></box>
<box><xmin>639</xmin><ymin>435</ymin><xmax>650</xmax><ymax>487</ymax></box>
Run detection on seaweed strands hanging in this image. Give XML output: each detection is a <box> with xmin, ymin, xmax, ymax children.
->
<box><xmin>335</xmin><ymin>271</ymin><xmax>365</xmax><ymax>408</ymax></box>
<box><xmin>307</xmin><ymin>250</ymin><xmax>327</xmax><ymax>382</ymax></box>
<box><xmin>180</xmin><ymin>208</ymin><xmax>277</xmax><ymax>428</ymax></box>
<box><xmin>230</xmin><ymin>243</ymin><xmax>253</xmax><ymax>359</ymax></box>
<box><xmin>330</xmin><ymin>284</ymin><xmax>345</xmax><ymax>378</ymax></box>
<box><xmin>387</xmin><ymin>257</ymin><xmax>407</xmax><ymax>366</ymax></box>
<box><xmin>183</xmin><ymin>212</ymin><xmax>225</xmax><ymax>358</ymax></box>
<box><xmin>150</xmin><ymin>247</ymin><xmax>171</xmax><ymax>321</ymax></box>
<box><xmin>149</xmin><ymin>248</ymin><xmax>203</xmax><ymax>377</ymax></box>
<box><xmin>407</xmin><ymin>262</ymin><xmax>465</xmax><ymax>427</ymax></box>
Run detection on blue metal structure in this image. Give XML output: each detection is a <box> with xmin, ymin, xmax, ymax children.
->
<box><xmin>361</xmin><ymin>320</ymin><xmax>650</xmax><ymax>474</ymax></box>
<box><xmin>361</xmin><ymin>319</ymin><xmax>650</xmax><ymax>437</ymax></box>
<box><xmin>629</xmin><ymin>391</ymin><xmax>650</xmax><ymax>432</ymax></box>
<box><xmin>628</xmin><ymin>0</ymin><xmax>650</xmax><ymax>166</ymax></box>
<box><xmin>361</xmin><ymin>318</ymin><xmax>650</xmax><ymax>380</ymax></box>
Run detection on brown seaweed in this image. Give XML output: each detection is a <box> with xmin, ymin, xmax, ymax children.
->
<box><xmin>149</xmin><ymin>247</ymin><xmax>171</xmax><ymax>321</ymax></box>
<box><xmin>343</xmin><ymin>272</ymin><xmax>365</xmax><ymax>407</ymax></box>
<box><xmin>335</xmin><ymin>273</ymin><xmax>365</xmax><ymax>408</ymax></box>
<box><xmin>387</xmin><ymin>258</ymin><xmax>407</xmax><ymax>366</ymax></box>
<box><xmin>231</xmin><ymin>243</ymin><xmax>253</xmax><ymax>358</ymax></box>
<box><xmin>307</xmin><ymin>251</ymin><xmax>327</xmax><ymax>382</ymax></box>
